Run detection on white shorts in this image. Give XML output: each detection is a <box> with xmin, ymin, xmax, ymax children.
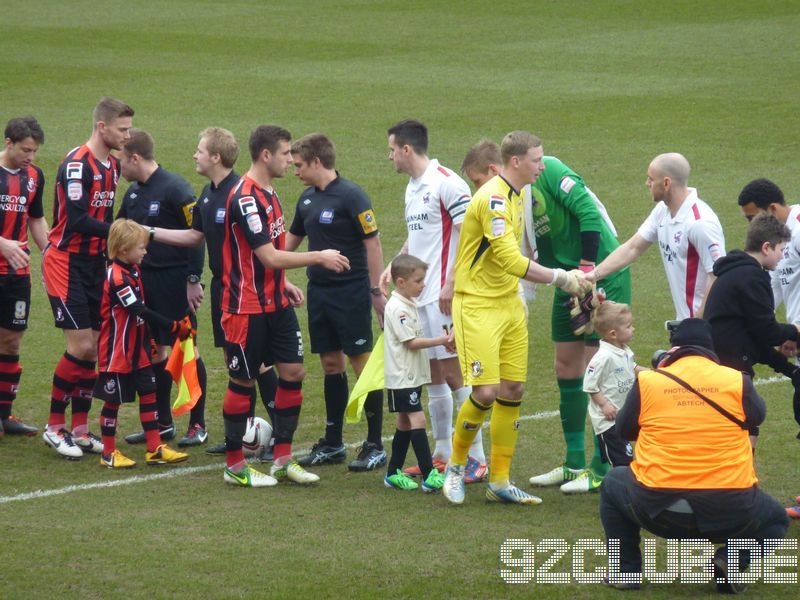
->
<box><xmin>417</xmin><ymin>301</ymin><xmax>457</xmax><ymax>361</ymax></box>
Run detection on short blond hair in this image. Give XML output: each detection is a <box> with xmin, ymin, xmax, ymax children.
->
<box><xmin>461</xmin><ymin>139</ymin><xmax>501</xmax><ymax>176</ymax></box>
<box><xmin>591</xmin><ymin>301</ymin><xmax>631</xmax><ymax>337</ymax></box>
<box><xmin>500</xmin><ymin>131</ymin><xmax>541</xmax><ymax>165</ymax></box>
<box><xmin>200</xmin><ymin>127</ymin><xmax>239</xmax><ymax>168</ymax></box>
<box><xmin>108</xmin><ymin>219</ymin><xmax>148</xmax><ymax>260</ymax></box>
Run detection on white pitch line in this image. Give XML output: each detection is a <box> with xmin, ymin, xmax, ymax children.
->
<box><xmin>0</xmin><ymin>409</ymin><xmax>560</xmax><ymax>505</ymax></box>
<box><xmin>0</xmin><ymin>381</ymin><xmax>785</xmax><ymax>507</ymax></box>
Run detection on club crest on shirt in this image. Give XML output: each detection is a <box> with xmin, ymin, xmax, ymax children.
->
<box><xmin>104</xmin><ymin>378</ymin><xmax>116</xmax><ymax>394</ymax></box>
<box><xmin>27</xmin><ymin>177</ymin><xmax>35</xmax><ymax>193</ymax></box>
<box><xmin>673</xmin><ymin>231</ymin><xmax>683</xmax><ymax>244</ymax></box>
<box><xmin>471</xmin><ymin>360</ymin><xmax>483</xmax><ymax>377</ymax></box>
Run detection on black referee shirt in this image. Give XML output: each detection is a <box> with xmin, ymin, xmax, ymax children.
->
<box><xmin>289</xmin><ymin>173</ymin><xmax>378</xmax><ymax>285</ymax></box>
<box><xmin>118</xmin><ymin>166</ymin><xmax>204</xmax><ymax>274</ymax></box>
<box><xmin>193</xmin><ymin>170</ymin><xmax>239</xmax><ymax>279</ymax></box>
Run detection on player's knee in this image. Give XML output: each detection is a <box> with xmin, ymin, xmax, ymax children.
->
<box><xmin>319</xmin><ymin>352</ymin><xmax>345</xmax><ymax>375</ymax></box>
<box><xmin>501</xmin><ymin>381</ymin><xmax>524</xmax><ymax>401</ymax></box>
<box><xmin>471</xmin><ymin>385</ymin><xmax>498</xmax><ymax>405</ymax></box>
<box><xmin>278</xmin><ymin>363</ymin><xmax>305</xmax><ymax>382</ymax></box>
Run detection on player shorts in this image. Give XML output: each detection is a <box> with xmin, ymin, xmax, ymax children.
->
<box><xmin>0</xmin><ymin>274</ymin><xmax>31</xmax><ymax>331</ymax></box>
<box><xmin>42</xmin><ymin>246</ymin><xmax>105</xmax><ymax>330</ymax></box>
<box><xmin>387</xmin><ymin>386</ymin><xmax>424</xmax><ymax>413</ymax></box>
<box><xmin>222</xmin><ymin>307</ymin><xmax>303</xmax><ymax>380</ymax></box>
<box><xmin>418</xmin><ymin>301</ymin><xmax>456</xmax><ymax>361</ymax></box>
<box><xmin>596</xmin><ymin>425</ymin><xmax>633</xmax><ymax>467</ymax></box>
<box><xmin>453</xmin><ymin>292</ymin><xmax>527</xmax><ymax>386</ymax></box>
<box><xmin>307</xmin><ymin>279</ymin><xmax>373</xmax><ymax>356</ymax></box>
<box><xmin>140</xmin><ymin>266</ymin><xmax>193</xmax><ymax>346</ymax></box>
<box><xmin>210</xmin><ymin>276</ymin><xmax>225</xmax><ymax>348</ymax></box>
<box><xmin>93</xmin><ymin>368</ymin><xmax>157</xmax><ymax>405</ymax></box>
<box><xmin>551</xmin><ymin>268</ymin><xmax>631</xmax><ymax>342</ymax></box>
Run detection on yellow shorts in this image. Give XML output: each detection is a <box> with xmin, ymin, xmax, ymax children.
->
<box><xmin>453</xmin><ymin>292</ymin><xmax>528</xmax><ymax>386</ymax></box>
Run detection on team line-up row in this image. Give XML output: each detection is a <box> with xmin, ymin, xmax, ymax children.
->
<box><xmin>0</xmin><ymin>98</ymin><xmax>796</xmax><ymax>504</ymax></box>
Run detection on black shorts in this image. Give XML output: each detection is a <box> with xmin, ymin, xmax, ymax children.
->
<box><xmin>387</xmin><ymin>386</ymin><xmax>424</xmax><ymax>413</ymax></box>
<box><xmin>597</xmin><ymin>425</ymin><xmax>633</xmax><ymax>467</ymax></box>
<box><xmin>0</xmin><ymin>274</ymin><xmax>31</xmax><ymax>331</ymax></box>
<box><xmin>210</xmin><ymin>276</ymin><xmax>224</xmax><ymax>348</ymax></box>
<box><xmin>222</xmin><ymin>308</ymin><xmax>303</xmax><ymax>380</ymax></box>
<box><xmin>140</xmin><ymin>266</ymin><xmax>193</xmax><ymax>346</ymax></box>
<box><xmin>42</xmin><ymin>247</ymin><xmax>105</xmax><ymax>330</ymax></box>
<box><xmin>93</xmin><ymin>369</ymin><xmax>157</xmax><ymax>404</ymax></box>
<box><xmin>307</xmin><ymin>279</ymin><xmax>372</xmax><ymax>356</ymax></box>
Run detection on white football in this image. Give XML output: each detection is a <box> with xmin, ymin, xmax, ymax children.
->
<box><xmin>242</xmin><ymin>416</ymin><xmax>272</xmax><ymax>457</ymax></box>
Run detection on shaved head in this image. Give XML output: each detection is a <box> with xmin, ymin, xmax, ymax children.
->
<box><xmin>650</xmin><ymin>153</ymin><xmax>691</xmax><ymax>187</ymax></box>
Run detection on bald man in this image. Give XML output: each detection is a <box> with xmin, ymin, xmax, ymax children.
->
<box><xmin>588</xmin><ymin>153</ymin><xmax>725</xmax><ymax>320</ymax></box>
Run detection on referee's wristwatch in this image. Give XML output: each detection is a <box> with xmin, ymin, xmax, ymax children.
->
<box><xmin>370</xmin><ymin>286</ymin><xmax>382</xmax><ymax>297</ymax></box>
<box><xmin>187</xmin><ymin>274</ymin><xmax>201</xmax><ymax>285</ymax></box>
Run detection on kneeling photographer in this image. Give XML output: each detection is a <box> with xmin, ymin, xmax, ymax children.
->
<box><xmin>600</xmin><ymin>319</ymin><xmax>789</xmax><ymax>593</ymax></box>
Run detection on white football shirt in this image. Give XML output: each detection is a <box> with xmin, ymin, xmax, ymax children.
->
<box><xmin>404</xmin><ymin>159</ymin><xmax>471</xmax><ymax>307</ymax></box>
<box><xmin>583</xmin><ymin>340</ymin><xmax>637</xmax><ymax>435</ymax></box>
<box><xmin>383</xmin><ymin>291</ymin><xmax>432</xmax><ymax>389</ymax></box>
<box><xmin>637</xmin><ymin>188</ymin><xmax>725</xmax><ymax>320</ymax></box>
<box><xmin>774</xmin><ymin>204</ymin><xmax>800</xmax><ymax>323</ymax></box>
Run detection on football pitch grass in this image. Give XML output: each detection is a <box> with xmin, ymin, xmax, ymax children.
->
<box><xmin>2</xmin><ymin>0</ymin><xmax>800</xmax><ymax>597</ymax></box>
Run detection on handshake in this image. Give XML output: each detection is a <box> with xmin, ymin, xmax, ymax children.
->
<box><xmin>551</xmin><ymin>267</ymin><xmax>604</xmax><ymax>336</ymax></box>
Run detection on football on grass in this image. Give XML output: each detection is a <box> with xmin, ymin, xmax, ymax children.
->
<box><xmin>242</xmin><ymin>416</ymin><xmax>272</xmax><ymax>457</ymax></box>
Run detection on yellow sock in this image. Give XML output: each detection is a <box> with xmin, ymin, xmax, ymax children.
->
<box><xmin>451</xmin><ymin>395</ymin><xmax>492</xmax><ymax>466</ymax></box>
<box><xmin>489</xmin><ymin>398</ymin><xmax>521</xmax><ymax>484</ymax></box>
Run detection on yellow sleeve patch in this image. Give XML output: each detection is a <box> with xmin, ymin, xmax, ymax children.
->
<box><xmin>182</xmin><ymin>202</ymin><xmax>196</xmax><ymax>227</ymax></box>
<box><xmin>358</xmin><ymin>209</ymin><xmax>378</xmax><ymax>234</ymax></box>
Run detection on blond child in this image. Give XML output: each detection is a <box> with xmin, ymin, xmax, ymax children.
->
<box><xmin>562</xmin><ymin>302</ymin><xmax>639</xmax><ymax>493</ymax></box>
<box><xmin>94</xmin><ymin>220</ymin><xmax>192</xmax><ymax>468</ymax></box>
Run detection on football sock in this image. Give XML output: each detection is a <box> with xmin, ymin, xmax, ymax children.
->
<box><xmin>139</xmin><ymin>391</ymin><xmax>160</xmax><ymax>452</ymax></box>
<box><xmin>558</xmin><ymin>377</ymin><xmax>588</xmax><ymax>470</ymax></box>
<box><xmin>409</xmin><ymin>427</ymin><xmax>434</xmax><ymax>480</ymax></box>
<box><xmin>70</xmin><ymin>358</ymin><xmax>97</xmax><ymax>437</ymax></box>
<box><xmin>256</xmin><ymin>368</ymin><xmax>278</xmax><ymax>424</ymax></box>
<box><xmin>47</xmin><ymin>353</ymin><xmax>83</xmax><ymax>430</ymax></box>
<box><xmin>451</xmin><ymin>395</ymin><xmax>492</xmax><ymax>466</ymax></box>
<box><xmin>324</xmin><ymin>372</ymin><xmax>348</xmax><ymax>446</ymax></box>
<box><xmin>454</xmin><ymin>385</ymin><xmax>485</xmax><ymax>464</ymax></box>
<box><xmin>100</xmin><ymin>401</ymin><xmax>119</xmax><ymax>454</ymax></box>
<box><xmin>188</xmin><ymin>356</ymin><xmax>207</xmax><ymax>428</ymax></box>
<box><xmin>0</xmin><ymin>354</ymin><xmax>21</xmax><ymax>420</ymax></box>
<box><xmin>387</xmin><ymin>428</ymin><xmax>411</xmax><ymax>475</ymax></box>
<box><xmin>427</xmin><ymin>383</ymin><xmax>452</xmax><ymax>460</ymax></box>
<box><xmin>364</xmin><ymin>390</ymin><xmax>384</xmax><ymax>447</ymax></box>
<box><xmin>223</xmin><ymin>380</ymin><xmax>252</xmax><ymax>469</ymax></box>
<box><xmin>589</xmin><ymin>436</ymin><xmax>609</xmax><ymax>476</ymax></box>
<box><xmin>489</xmin><ymin>397</ymin><xmax>521</xmax><ymax>485</ymax></box>
<box><xmin>152</xmin><ymin>359</ymin><xmax>174</xmax><ymax>429</ymax></box>
<box><xmin>273</xmin><ymin>378</ymin><xmax>303</xmax><ymax>467</ymax></box>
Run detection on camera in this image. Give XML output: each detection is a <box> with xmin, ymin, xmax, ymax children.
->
<box><xmin>651</xmin><ymin>320</ymin><xmax>683</xmax><ymax>367</ymax></box>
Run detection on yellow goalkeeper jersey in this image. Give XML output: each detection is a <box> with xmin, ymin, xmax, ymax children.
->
<box><xmin>453</xmin><ymin>175</ymin><xmax>530</xmax><ymax>299</ymax></box>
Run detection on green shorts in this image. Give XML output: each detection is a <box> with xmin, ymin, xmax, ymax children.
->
<box><xmin>551</xmin><ymin>268</ymin><xmax>631</xmax><ymax>342</ymax></box>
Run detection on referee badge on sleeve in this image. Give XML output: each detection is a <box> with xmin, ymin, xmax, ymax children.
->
<box><xmin>358</xmin><ymin>209</ymin><xmax>378</xmax><ymax>234</ymax></box>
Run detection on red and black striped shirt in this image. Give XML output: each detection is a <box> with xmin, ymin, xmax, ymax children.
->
<box><xmin>49</xmin><ymin>144</ymin><xmax>118</xmax><ymax>257</ymax></box>
<box><xmin>222</xmin><ymin>175</ymin><xmax>289</xmax><ymax>314</ymax></box>
<box><xmin>0</xmin><ymin>164</ymin><xmax>44</xmax><ymax>275</ymax></box>
<box><xmin>98</xmin><ymin>260</ymin><xmax>151</xmax><ymax>373</ymax></box>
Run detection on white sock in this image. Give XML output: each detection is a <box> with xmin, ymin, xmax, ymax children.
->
<box><xmin>454</xmin><ymin>386</ymin><xmax>486</xmax><ymax>464</ymax></box>
<box><xmin>427</xmin><ymin>383</ymin><xmax>453</xmax><ymax>460</ymax></box>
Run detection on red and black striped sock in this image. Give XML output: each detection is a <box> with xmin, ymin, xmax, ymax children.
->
<box><xmin>273</xmin><ymin>378</ymin><xmax>303</xmax><ymax>466</ymax></box>
<box><xmin>139</xmin><ymin>391</ymin><xmax>160</xmax><ymax>453</ymax></box>
<box><xmin>0</xmin><ymin>354</ymin><xmax>22</xmax><ymax>421</ymax></box>
<box><xmin>223</xmin><ymin>380</ymin><xmax>254</xmax><ymax>470</ymax></box>
<box><xmin>100</xmin><ymin>401</ymin><xmax>119</xmax><ymax>454</ymax></box>
<box><xmin>71</xmin><ymin>358</ymin><xmax>97</xmax><ymax>436</ymax></box>
<box><xmin>47</xmin><ymin>353</ymin><xmax>83</xmax><ymax>431</ymax></box>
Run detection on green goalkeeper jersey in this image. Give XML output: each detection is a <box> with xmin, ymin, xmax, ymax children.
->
<box><xmin>531</xmin><ymin>156</ymin><xmax>620</xmax><ymax>269</ymax></box>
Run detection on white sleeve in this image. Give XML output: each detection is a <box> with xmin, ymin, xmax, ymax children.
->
<box><xmin>771</xmin><ymin>269</ymin><xmax>784</xmax><ymax>310</ymax></box>
<box><xmin>687</xmin><ymin>219</ymin><xmax>726</xmax><ymax>273</ymax></box>
<box><xmin>636</xmin><ymin>205</ymin><xmax>661</xmax><ymax>244</ymax></box>
<box><xmin>583</xmin><ymin>354</ymin><xmax>605</xmax><ymax>394</ymax></box>
<box><xmin>440</xmin><ymin>176</ymin><xmax>472</xmax><ymax>226</ymax></box>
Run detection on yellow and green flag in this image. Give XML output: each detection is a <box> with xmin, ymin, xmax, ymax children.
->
<box><xmin>345</xmin><ymin>333</ymin><xmax>384</xmax><ymax>424</ymax></box>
